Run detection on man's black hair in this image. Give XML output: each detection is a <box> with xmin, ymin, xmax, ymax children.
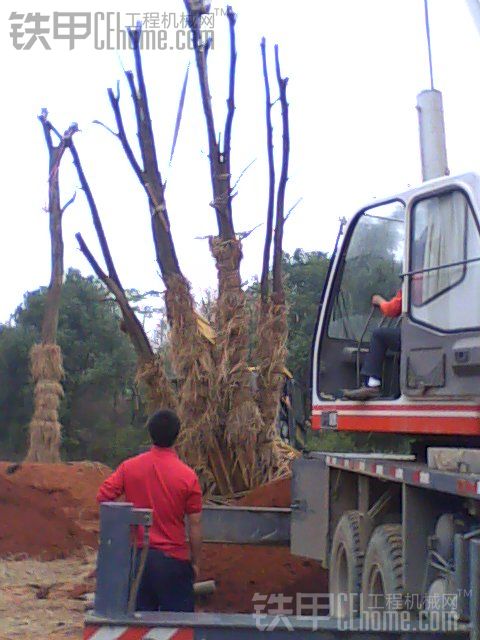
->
<box><xmin>147</xmin><ymin>409</ymin><xmax>181</xmax><ymax>447</ymax></box>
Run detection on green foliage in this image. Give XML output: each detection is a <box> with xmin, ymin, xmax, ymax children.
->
<box><xmin>0</xmin><ymin>324</ymin><xmax>36</xmax><ymax>455</ymax></box>
<box><xmin>245</xmin><ymin>249</ymin><xmax>330</xmax><ymax>399</ymax></box>
<box><xmin>0</xmin><ymin>269</ymin><xmax>148</xmax><ymax>465</ymax></box>
<box><xmin>0</xmin><ymin>240</ymin><xmax>409</xmax><ymax>464</ymax></box>
<box><xmin>283</xmin><ymin>249</ymin><xmax>330</xmax><ymax>393</ymax></box>
<box><xmin>305</xmin><ymin>430</ymin><xmax>411</xmax><ymax>454</ymax></box>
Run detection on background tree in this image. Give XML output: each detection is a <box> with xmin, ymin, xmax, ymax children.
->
<box><xmin>283</xmin><ymin>250</ymin><xmax>330</xmax><ymax>393</ymax></box>
<box><xmin>0</xmin><ymin>270</ymin><xmax>142</xmax><ymax>465</ymax></box>
<box><xmin>26</xmin><ymin>113</ymin><xmax>77</xmax><ymax>462</ymax></box>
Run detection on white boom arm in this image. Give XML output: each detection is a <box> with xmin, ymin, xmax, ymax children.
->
<box><xmin>466</xmin><ymin>0</ymin><xmax>480</xmax><ymax>37</ymax></box>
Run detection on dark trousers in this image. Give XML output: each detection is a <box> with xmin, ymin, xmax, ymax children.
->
<box><xmin>135</xmin><ymin>548</ymin><xmax>194</xmax><ymax>612</ymax></box>
<box><xmin>362</xmin><ymin>327</ymin><xmax>401</xmax><ymax>380</ymax></box>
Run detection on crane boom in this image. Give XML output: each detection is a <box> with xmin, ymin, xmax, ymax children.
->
<box><xmin>466</xmin><ymin>0</ymin><xmax>480</xmax><ymax>37</ymax></box>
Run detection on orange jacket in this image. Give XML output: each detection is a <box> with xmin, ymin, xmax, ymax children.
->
<box><xmin>380</xmin><ymin>290</ymin><xmax>402</xmax><ymax>318</ymax></box>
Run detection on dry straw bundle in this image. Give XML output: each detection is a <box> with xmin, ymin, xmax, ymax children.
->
<box><xmin>27</xmin><ymin>343</ymin><xmax>64</xmax><ymax>462</ymax></box>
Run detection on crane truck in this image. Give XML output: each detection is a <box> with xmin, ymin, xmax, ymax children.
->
<box><xmin>84</xmin><ymin>3</ymin><xmax>480</xmax><ymax>640</ymax></box>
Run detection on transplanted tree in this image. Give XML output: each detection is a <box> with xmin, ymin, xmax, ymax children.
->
<box><xmin>26</xmin><ymin>113</ymin><xmax>77</xmax><ymax>462</ymax></box>
<box><xmin>56</xmin><ymin>2</ymin><xmax>298</xmax><ymax>494</ymax></box>
<box><xmin>0</xmin><ymin>270</ymin><xmax>141</xmax><ymax>464</ymax></box>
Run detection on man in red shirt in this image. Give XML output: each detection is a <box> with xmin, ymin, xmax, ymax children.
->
<box><xmin>344</xmin><ymin>290</ymin><xmax>402</xmax><ymax>400</ymax></box>
<box><xmin>97</xmin><ymin>409</ymin><xmax>202</xmax><ymax>612</ymax></box>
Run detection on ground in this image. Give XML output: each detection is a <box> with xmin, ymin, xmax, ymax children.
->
<box><xmin>0</xmin><ymin>553</ymin><xmax>95</xmax><ymax>639</ymax></box>
<box><xmin>0</xmin><ymin>463</ymin><xmax>327</xmax><ymax>640</ymax></box>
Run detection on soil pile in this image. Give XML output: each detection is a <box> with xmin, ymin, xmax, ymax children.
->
<box><xmin>0</xmin><ymin>462</ymin><xmax>110</xmax><ymax>560</ymax></box>
<box><xmin>236</xmin><ymin>476</ymin><xmax>291</xmax><ymax>508</ymax></box>
<box><xmin>199</xmin><ymin>476</ymin><xmax>326</xmax><ymax>614</ymax></box>
<box><xmin>200</xmin><ymin>544</ymin><xmax>327</xmax><ymax>613</ymax></box>
<box><xmin>0</xmin><ymin>466</ymin><xmax>328</xmax><ymax>617</ymax></box>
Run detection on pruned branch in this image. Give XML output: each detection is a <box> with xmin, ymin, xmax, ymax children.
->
<box><xmin>38</xmin><ymin>113</ymin><xmax>78</xmax><ymax>343</ymax></box>
<box><xmin>39</xmin><ymin>109</ymin><xmax>67</xmax><ymax>150</ymax></box>
<box><xmin>39</xmin><ymin>108</ymin><xmax>54</xmax><ymax>152</ymax></box>
<box><xmin>93</xmin><ymin>119</ymin><xmax>118</xmax><ymax>138</ymax></box>
<box><xmin>107</xmin><ymin>85</ymin><xmax>143</xmax><ymax>183</ymax></box>
<box><xmin>272</xmin><ymin>45</ymin><xmax>290</xmax><ymax>302</ymax></box>
<box><xmin>223</xmin><ymin>6</ymin><xmax>237</xmax><ymax>162</ymax></box>
<box><xmin>285</xmin><ymin>197</ymin><xmax>303</xmax><ymax>223</ymax></box>
<box><xmin>186</xmin><ymin>1</ymin><xmax>218</xmax><ymax>161</ymax></box>
<box><xmin>168</xmin><ymin>63</ymin><xmax>190</xmax><ymax>170</ymax></box>
<box><xmin>127</xmin><ymin>29</ymin><xmax>160</xmax><ymax>179</ymax></box>
<box><xmin>68</xmin><ymin>140</ymin><xmax>121</xmax><ymax>287</ymax></box>
<box><xmin>260</xmin><ymin>38</ymin><xmax>276</xmax><ymax>303</ymax></box>
<box><xmin>231</xmin><ymin>158</ymin><xmax>256</xmax><ymax>194</ymax></box>
<box><xmin>112</xmin><ymin>26</ymin><xmax>182</xmax><ymax>278</ymax></box>
<box><xmin>76</xmin><ymin>232</ymin><xmax>153</xmax><ymax>363</ymax></box>
<box><xmin>61</xmin><ymin>191</ymin><xmax>77</xmax><ymax>214</ymax></box>
<box><xmin>70</xmin><ymin>136</ymin><xmax>154</xmax><ymax>363</ymax></box>
<box><xmin>237</xmin><ymin>223</ymin><xmax>262</xmax><ymax>240</ymax></box>
<box><xmin>75</xmin><ymin>232</ymin><xmax>107</xmax><ymax>281</ymax></box>
<box><xmin>185</xmin><ymin>0</ymin><xmax>236</xmax><ymax>240</ymax></box>
<box><xmin>96</xmin><ymin>26</ymin><xmax>183</xmax><ymax>280</ymax></box>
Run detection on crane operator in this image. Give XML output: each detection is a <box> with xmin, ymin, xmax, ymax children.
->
<box><xmin>343</xmin><ymin>290</ymin><xmax>402</xmax><ymax>400</ymax></box>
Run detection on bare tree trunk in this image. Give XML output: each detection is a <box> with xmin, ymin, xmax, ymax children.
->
<box><xmin>27</xmin><ymin>114</ymin><xmax>77</xmax><ymax>463</ymax></box>
<box><xmin>254</xmin><ymin>45</ymin><xmax>295</xmax><ymax>480</ymax></box>
<box><xmin>186</xmin><ymin>3</ymin><xmax>262</xmax><ymax>489</ymax></box>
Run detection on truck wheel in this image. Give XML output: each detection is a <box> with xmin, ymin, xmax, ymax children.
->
<box><xmin>361</xmin><ymin>524</ymin><xmax>403</xmax><ymax>612</ymax></box>
<box><xmin>329</xmin><ymin>511</ymin><xmax>364</xmax><ymax>618</ymax></box>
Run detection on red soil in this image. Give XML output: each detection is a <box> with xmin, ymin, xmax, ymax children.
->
<box><xmin>0</xmin><ymin>463</ymin><xmax>327</xmax><ymax>612</ymax></box>
<box><xmin>0</xmin><ymin>462</ymin><xmax>110</xmax><ymax>560</ymax></box>
<box><xmin>202</xmin><ymin>476</ymin><xmax>326</xmax><ymax>613</ymax></box>
<box><xmin>200</xmin><ymin>544</ymin><xmax>327</xmax><ymax>613</ymax></box>
<box><xmin>237</xmin><ymin>477</ymin><xmax>291</xmax><ymax>508</ymax></box>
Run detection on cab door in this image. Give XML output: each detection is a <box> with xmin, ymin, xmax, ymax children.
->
<box><xmin>315</xmin><ymin>200</ymin><xmax>405</xmax><ymax>401</ymax></box>
<box><xmin>402</xmin><ymin>175</ymin><xmax>480</xmax><ymax>399</ymax></box>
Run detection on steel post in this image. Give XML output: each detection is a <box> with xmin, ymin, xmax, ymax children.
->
<box><xmin>416</xmin><ymin>89</ymin><xmax>449</xmax><ymax>181</ymax></box>
<box><xmin>95</xmin><ymin>502</ymin><xmax>134</xmax><ymax>618</ymax></box>
<box><xmin>454</xmin><ymin>534</ymin><xmax>470</xmax><ymax>622</ymax></box>
<box><xmin>469</xmin><ymin>538</ymin><xmax>480</xmax><ymax>640</ymax></box>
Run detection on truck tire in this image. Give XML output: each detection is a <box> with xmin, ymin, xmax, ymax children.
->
<box><xmin>361</xmin><ymin>524</ymin><xmax>403</xmax><ymax>612</ymax></box>
<box><xmin>329</xmin><ymin>511</ymin><xmax>364</xmax><ymax>618</ymax></box>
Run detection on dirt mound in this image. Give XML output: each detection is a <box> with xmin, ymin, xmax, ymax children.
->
<box><xmin>0</xmin><ymin>462</ymin><xmax>111</xmax><ymax>560</ymax></box>
<box><xmin>200</xmin><ymin>543</ymin><xmax>327</xmax><ymax>613</ymax></box>
<box><xmin>0</xmin><ymin>464</ymin><xmax>328</xmax><ymax>618</ymax></box>
<box><xmin>202</xmin><ymin>477</ymin><xmax>325</xmax><ymax>613</ymax></box>
<box><xmin>237</xmin><ymin>477</ymin><xmax>291</xmax><ymax>507</ymax></box>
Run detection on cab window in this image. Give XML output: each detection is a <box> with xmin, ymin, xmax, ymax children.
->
<box><xmin>410</xmin><ymin>190</ymin><xmax>480</xmax><ymax>332</ymax></box>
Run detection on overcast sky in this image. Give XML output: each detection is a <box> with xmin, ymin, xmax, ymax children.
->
<box><xmin>2</xmin><ymin>0</ymin><xmax>480</xmax><ymax>328</ymax></box>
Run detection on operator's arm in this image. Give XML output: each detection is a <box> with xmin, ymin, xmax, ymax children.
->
<box><xmin>96</xmin><ymin>463</ymin><xmax>125</xmax><ymax>503</ymax></box>
<box><xmin>372</xmin><ymin>290</ymin><xmax>402</xmax><ymax>318</ymax></box>
<box><xmin>187</xmin><ymin>512</ymin><xmax>202</xmax><ymax>580</ymax></box>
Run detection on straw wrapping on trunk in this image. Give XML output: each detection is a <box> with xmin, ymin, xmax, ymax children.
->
<box><xmin>30</xmin><ymin>343</ymin><xmax>64</xmax><ymax>382</ymax></box>
<box><xmin>255</xmin><ymin>301</ymin><xmax>288</xmax><ymax>430</ymax></box>
<box><xmin>27</xmin><ymin>343</ymin><xmax>64</xmax><ymax>463</ymax></box>
<box><xmin>164</xmin><ymin>274</ymin><xmax>220</xmax><ymax>492</ymax></box>
<box><xmin>136</xmin><ymin>355</ymin><xmax>177</xmax><ymax>412</ymax></box>
<box><xmin>210</xmin><ymin>237</ymin><xmax>263</xmax><ymax>463</ymax></box>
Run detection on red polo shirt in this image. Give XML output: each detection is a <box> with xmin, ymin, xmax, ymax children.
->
<box><xmin>97</xmin><ymin>447</ymin><xmax>202</xmax><ymax>561</ymax></box>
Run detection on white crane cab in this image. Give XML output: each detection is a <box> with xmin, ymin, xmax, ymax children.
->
<box><xmin>311</xmin><ymin>172</ymin><xmax>480</xmax><ymax>438</ymax></box>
